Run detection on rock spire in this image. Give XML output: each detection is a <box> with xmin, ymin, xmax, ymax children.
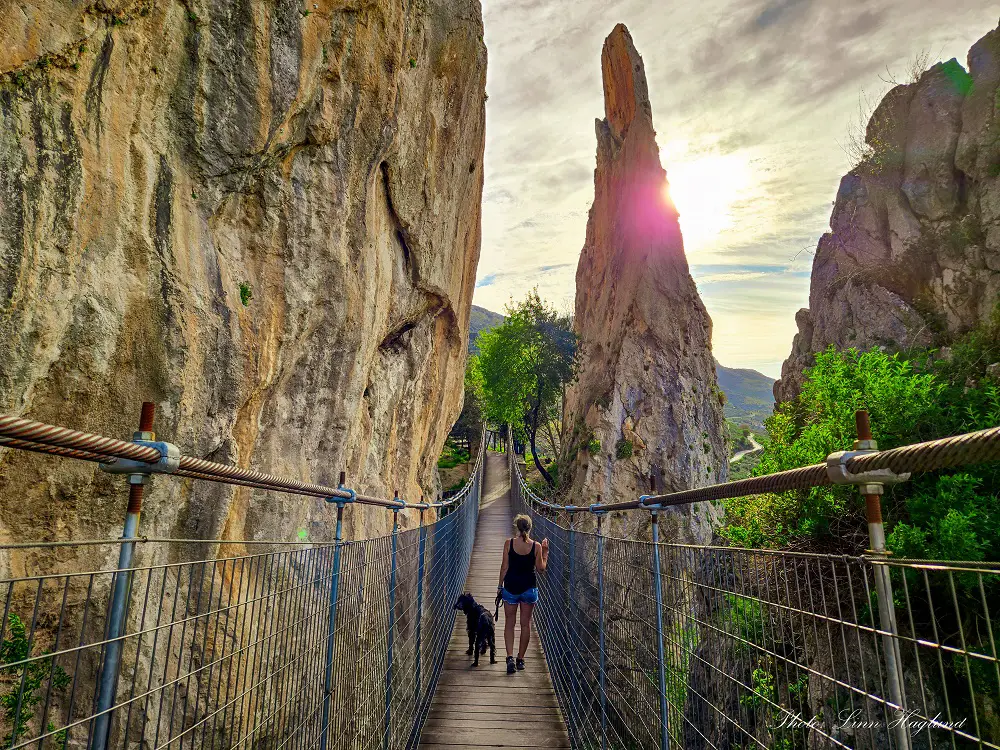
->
<box><xmin>559</xmin><ymin>24</ymin><xmax>727</xmax><ymax>542</ymax></box>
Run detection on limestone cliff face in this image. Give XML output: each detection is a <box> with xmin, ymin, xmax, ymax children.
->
<box><xmin>560</xmin><ymin>24</ymin><xmax>727</xmax><ymax>543</ymax></box>
<box><xmin>776</xmin><ymin>24</ymin><xmax>1000</xmax><ymax>402</ymax></box>
<box><xmin>0</xmin><ymin>0</ymin><xmax>487</xmax><ymax>546</ymax></box>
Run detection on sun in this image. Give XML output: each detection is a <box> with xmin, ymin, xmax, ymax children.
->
<box><xmin>660</xmin><ymin>143</ymin><xmax>754</xmax><ymax>254</ymax></box>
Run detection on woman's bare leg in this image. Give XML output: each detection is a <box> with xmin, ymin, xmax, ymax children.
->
<box><xmin>517</xmin><ymin>602</ymin><xmax>535</xmax><ymax>659</ymax></box>
<box><xmin>504</xmin><ymin>603</ymin><xmax>518</xmax><ymax>657</ymax></box>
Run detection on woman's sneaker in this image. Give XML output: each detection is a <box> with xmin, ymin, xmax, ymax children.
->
<box><xmin>516</xmin><ymin>658</ymin><xmax>525</xmax><ymax>671</ymax></box>
<box><xmin>506</xmin><ymin>656</ymin><xmax>516</xmax><ymax>675</ymax></box>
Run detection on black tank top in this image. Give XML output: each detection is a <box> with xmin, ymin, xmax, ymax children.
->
<box><xmin>504</xmin><ymin>538</ymin><xmax>537</xmax><ymax>595</ymax></box>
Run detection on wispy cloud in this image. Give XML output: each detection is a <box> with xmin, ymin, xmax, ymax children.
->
<box><xmin>477</xmin><ymin>0</ymin><xmax>996</xmax><ymax>376</ymax></box>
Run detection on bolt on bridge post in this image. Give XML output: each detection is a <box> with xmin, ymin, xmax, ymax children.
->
<box><xmin>855</xmin><ymin>411</ymin><xmax>911</xmax><ymax>750</ymax></box>
<box><xmin>320</xmin><ymin>471</ymin><xmax>352</xmax><ymax>750</ymax></box>
<box><xmin>384</xmin><ymin>496</ymin><xmax>402</xmax><ymax>750</ymax></box>
<box><xmin>646</xmin><ymin>472</ymin><xmax>671</xmax><ymax>750</ymax></box>
<box><xmin>91</xmin><ymin>401</ymin><xmax>156</xmax><ymax>750</ymax></box>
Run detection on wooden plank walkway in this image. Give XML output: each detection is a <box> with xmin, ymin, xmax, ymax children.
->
<box><xmin>418</xmin><ymin>451</ymin><xmax>570</xmax><ymax>749</ymax></box>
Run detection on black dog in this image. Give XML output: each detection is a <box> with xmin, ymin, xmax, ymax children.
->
<box><xmin>454</xmin><ymin>593</ymin><xmax>496</xmax><ymax>666</ymax></box>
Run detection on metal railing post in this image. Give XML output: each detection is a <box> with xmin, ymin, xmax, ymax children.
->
<box><xmin>595</xmin><ymin>502</ymin><xmax>608</xmax><ymax>750</ymax></box>
<box><xmin>384</xmin><ymin>499</ymin><xmax>401</xmax><ymax>750</ymax></box>
<box><xmin>855</xmin><ymin>411</ymin><xmax>910</xmax><ymax>750</ymax></box>
<box><xmin>91</xmin><ymin>401</ymin><xmax>156</xmax><ymax>750</ymax></box>
<box><xmin>650</xmin><ymin>505</ymin><xmax>670</xmax><ymax>750</ymax></box>
<box><xmin>320</xmin><ymin>471</ymin><xmax>352</xmax><ymax>750</ymax></box>
<box><xmin>414</xmin><ymin>501</ymin><xmax>427</xmax><ymax>711</ymax></box>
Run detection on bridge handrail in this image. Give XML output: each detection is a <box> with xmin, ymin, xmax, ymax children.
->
<box><xmin>0</xmin><ymin>411</ymin><xmax>480</xmax><ymax>509</ymax></box>
<box><xmin>510</xmin><ymin>422</ymin><xmax>1000</xmax><ymax>514</ymax></box>
<box><xmin>0</xmin><ymin>407</ymin><xmax>486</xmax><ymax>750</ymax></box>
<box><xmin>505</xmin><ymin>419</ymin><xmax>1000</xmax><ymax>750</ymax></box>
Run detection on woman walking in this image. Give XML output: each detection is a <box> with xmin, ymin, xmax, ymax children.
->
<box><xmin>497</xmin><ymin>514</ymin><xmax>549</xmax><ymax>674</ymax></box>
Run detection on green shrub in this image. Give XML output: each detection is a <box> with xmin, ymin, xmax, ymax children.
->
<box><xmin>615</xmin><ymin>438</ymin><xmax>633</xmax><ymax>460</ymax></box>
<box><xmin>1</xmin><ymin>613</ymin><xmax>71</xmax><ymax>744</ymax></box>
<box><xmin>436</xmin><ymin>439</ymin><xmax>471</xmax><ymax>469</ymax></box>
<box><xmin>723</xmin><ymin>305</ymin><xmax>1000</xmax><ymax>565</ymax></box>
<box><xmin>739</xmin><ymin>667</ymin><xmax>775</xmax><ymax>710</ymax></box>
<box><xmin>239</xmin><ymin>281</ymin><xmax>253</xmax><ymax>307</ymax></box>
<box><xmin>587</xmin><ymin>437</ymin><xmax>600</xmax><ymax>455</ymax></box>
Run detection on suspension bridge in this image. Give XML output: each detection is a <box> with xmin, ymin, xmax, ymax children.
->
<box><xmin>0</xmin><ymin>405</ymin><xmax>998</xmax><ymax>750</ymax></box>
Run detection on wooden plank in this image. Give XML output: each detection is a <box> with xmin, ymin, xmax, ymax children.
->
<box><xmin>418</xmin><ymin>453</ymin><xmax>569</xmax><ymax>749</ymax></box>
<box><xmin>419</xmin><ymin>729</ymin><xmax>570</xmax><ymax>747</ymax></box>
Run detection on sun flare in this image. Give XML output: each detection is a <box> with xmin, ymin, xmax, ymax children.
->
<box><xmin>660</xmin><ymin>144</ymin><xmax>755</xmax><ymax>254</ymax></box>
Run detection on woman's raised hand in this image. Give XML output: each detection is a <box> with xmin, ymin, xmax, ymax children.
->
<box><xmin>541</xmin><ymin>538</ymin><xmax>549</xmax><ymax>555</ymax></box>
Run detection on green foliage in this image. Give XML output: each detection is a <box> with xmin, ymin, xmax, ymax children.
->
<box><xmin>437</xmin><ymin>439</ymin><xmax>470</xmax><ymax>469</ymax></box>
<box><xmin>0</xmin><ymin>613</ymin><xmax>70</xmax><ymax>744</ymax></box>
<box><xmin>723</xmin><ymin>594</ymin><xmax>764</xmax><ymax>647</ymax></box>
<box><xmin>739</xmin><ymin>667</ymin><xmax>775</xmax><ymax>710</ymax></box>
<box><xmin>887</xmin><ymin>474</ymin><xmax>999</xmax><ymax>563</ymax></box>
<box><xmin>726</xmin><ymin>421</ymin><xmax>756</xmax><ymax>453</ymax></box>
<box><xmin>615</xmin><ymin>439</ymin><xmax>633</xmax><ymax>460</ymax></box>
<box><xmin>239</xmin><ymin>282</ymin><xmax>252</xmax><ymax>307</ymax></box>
<box><xmin>471</xmin><ymin>290</ymin><xmax>577</xmax><ymax>486</ymax></box>
<box><xmin>940</xmin><ymin>58</ymin><xmax>974</xmax><ymax>97</ymax></box>
<box><xmin>729</xmin><ymin>451</ymin><xmax>763</xmax><ymax>481</ymax></box>
<box><xmin>664</xmin><ymin>623</ymin><xmax>698</xmax><ymax>739</ymax></box>
<box><xmin>586</xmin><ymin>437</ymin><xmax>601</xmax><ymax>456</ymax></box>
<box><xmin>723</xmin><ymin>306</ymin><xmax>1000</xmax><ymax>563</ymax></box>
<box><xmin>408</xmin><ymin>57</ymin><xmax>417</xmax><ymax>68</ymax></box>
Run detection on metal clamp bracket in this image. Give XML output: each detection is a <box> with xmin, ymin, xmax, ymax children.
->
<box><xmin>589</xmin><ymin>503</ymin><xmax>607</xmax><ymax>514</ymax></box>
<box><xmin>100</xmin><ymin>440</ymin><xmax>180</xmax><ymax>483</ymax></box>
<box><xmin>826</xmin><ymin>448</ymin><xmax>909</xmax><ymax>495</ymax></box>
<box><xmin>327</xmin><ymin>487</ymin><xmax>356</xmax><ymax>506</ymax></box>
<box><xmin>639</xmin><ymin>495</ymin><xmax>663</xmax><ymax>512</ymax></box>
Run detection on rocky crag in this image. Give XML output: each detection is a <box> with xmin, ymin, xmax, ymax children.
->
<box><xmin>0</xmin><ymin>0</ymin><xmax>487</xmax><ymax>551</ymax></box>
<box><xmin>776</xmin><ymin>23</ymin><xmax>1000</xmax><ymax>402</ymax></box>
<box><xmin>559</xmin><ymin>24</ymin><xmax>727</xmax><ymax>543</ymax></box>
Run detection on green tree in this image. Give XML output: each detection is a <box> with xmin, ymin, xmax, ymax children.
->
<box><xmin>473</xmin><ymin>291</ymin><xmax>577</xmax><ymax>486</ymax></box>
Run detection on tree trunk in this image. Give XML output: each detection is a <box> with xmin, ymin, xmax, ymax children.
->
<box><xmin>543</xmin><ymin>413</ymin><xmax>560</xmax><ymax>457</ymax></box>
<box><xmin>528</xmin><ymin>396</ymin><xmax>554</xmax><ymax>487</ymax></box>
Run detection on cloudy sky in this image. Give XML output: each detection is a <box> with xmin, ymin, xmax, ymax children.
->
<box><xmin>475</xmin><ymin>0</ymin><xmax>999</xmax><ymax>378</ymax></box>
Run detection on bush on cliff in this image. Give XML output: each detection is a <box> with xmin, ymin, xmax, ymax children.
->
<box><xmin>723</xmin><ymin>305</ymin><xmax>1000</xmax><ymax>563</ymax></box>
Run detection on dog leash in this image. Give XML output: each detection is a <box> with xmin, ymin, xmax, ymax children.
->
<box><xmin>494</xmin><ymin>590</ymin><xmax>502</xmax><ymax>621</ymax></box>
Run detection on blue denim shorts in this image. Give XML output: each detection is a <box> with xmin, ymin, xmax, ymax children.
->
<box><xmin>501</xmin><ymin>587</ymin><xmax>539</xmax><ymax>605</ymax></box>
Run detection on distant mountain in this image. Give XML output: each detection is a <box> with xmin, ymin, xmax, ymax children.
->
<box><xmin>467</xmin><ymin>305</ymin><xmax>775</xmax><ymax>428</ymax></box>
<box><xmin>468</xmin><ymin>305</ymin><xmax>505</xmax><ymax>354</ymax></box>
<box><xmin>715</xmin><ymin>360</ymin><xmax>775</xmax><ymax>429</ymax></box>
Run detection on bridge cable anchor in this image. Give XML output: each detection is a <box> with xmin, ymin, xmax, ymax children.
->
<box><xmin>825</xmin><ymin>439</ymin><xmax>909</xmax><ymax>496</ymax></box>
<box><xmin>99</xmin><ymin>433</ymin><xmax>180</xmax><ymax>484</ymax></box>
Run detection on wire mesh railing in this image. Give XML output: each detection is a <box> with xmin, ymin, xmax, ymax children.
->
<box><xmin>508</xmin><ymin>420</ymin><xmax>1000</xmax><ymax>750</ymax></box>
<box><xmin>0</xmin><ymin>407</ymin><xmax>484</xmax><ymax>750</ymax></box>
